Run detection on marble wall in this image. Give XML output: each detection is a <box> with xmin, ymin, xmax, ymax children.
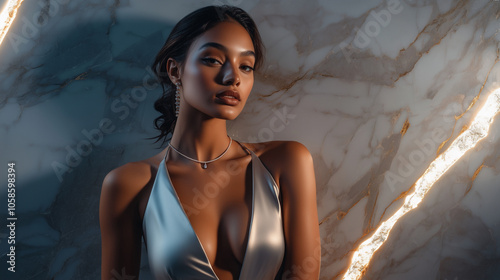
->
<box><xmin>1</xmin><ymin>0</ymin><xmax>499</xmax><ymax>279</ymax></box>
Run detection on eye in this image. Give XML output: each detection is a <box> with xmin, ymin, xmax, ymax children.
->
<box><xmin>202</xmin><ymin>57</ymin><xmax>222</xmax><ymax>65</ymax></box>
<box><xmin>241</xmin><ymin>65</ymin><xmax>254</xmax><ymax>73</ymax></box>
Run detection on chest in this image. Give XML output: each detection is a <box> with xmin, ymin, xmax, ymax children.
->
<box><xmin>170</xmin><ymin>165</ymin><xmax>253</xmax><ymax>265</ymax></box>
<box><xmin>141</xmin><ymin>153</ymin><xmax>285</xmax><ymax>279</ymax></box>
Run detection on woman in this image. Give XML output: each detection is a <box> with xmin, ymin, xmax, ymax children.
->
<box><xmin>100</xmin><ymin>5</ymin><xmax>320</xmax><ymax>280</ymax></box>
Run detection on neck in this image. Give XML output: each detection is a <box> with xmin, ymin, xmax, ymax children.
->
<box><xmin>169</xmin><ymin>114</ymin><xmax>231</xmax><ymax>162</ymax></box>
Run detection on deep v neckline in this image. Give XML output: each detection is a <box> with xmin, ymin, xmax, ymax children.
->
<box><xmin>162</xmin><ymin>145</ymin><xmax>255</xmax><ymax>280</ymax></box>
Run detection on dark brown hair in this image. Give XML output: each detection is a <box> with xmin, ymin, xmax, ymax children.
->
<box><xmin>149</xmin><ymin>5</ymin><xmax>265</xmax><ymax>147</ymax></box>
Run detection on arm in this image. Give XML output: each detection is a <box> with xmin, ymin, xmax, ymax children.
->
<box><xmin>278</xmin><ymin>141</ymin><xmax>321</xmax><ymax>279</ymax></box>
<box><xmin>100</xmin><ymin>165</ymin><xmax>144</xmax><ymax>280</ymax></box>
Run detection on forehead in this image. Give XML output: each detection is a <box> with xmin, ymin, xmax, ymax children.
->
<box><xmin>188</xmin><ymin>21</ymin><xmax>255</xmax><ymax>56</ymax></box>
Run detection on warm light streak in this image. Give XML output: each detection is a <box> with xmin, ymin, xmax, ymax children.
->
<box><xmin>0</xmin><ymin>0</ymin><xmax>24</xmax><ymax>47</ymax></box>
<box><xmin>342</xmin><ymin>88</ymin><xmax>500</xmax><ymax>280</ymax></box>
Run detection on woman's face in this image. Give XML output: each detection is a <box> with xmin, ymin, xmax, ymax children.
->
<box><xmin>177</xmin><ymin>20</ymin><xmax>256</xmax><ymax>120</ymax></box>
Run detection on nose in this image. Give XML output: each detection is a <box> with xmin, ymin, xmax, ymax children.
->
<box><xmin>221</xmin><ymin>62</ymin><xmax>240</xmax><ymax>86</ymax></box>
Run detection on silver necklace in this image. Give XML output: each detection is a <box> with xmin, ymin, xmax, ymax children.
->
<box><xmin>168</xmin><ymin>136</ymin><xmax>232</xmax><ymax>169</ymax></box>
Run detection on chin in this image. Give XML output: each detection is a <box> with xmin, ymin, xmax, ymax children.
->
<box><xmin>215</xmin><ymin>112</ymin><xmax>240</xmax><ymax>121</ymax></box>
<box><xmin>213</xmin><ymin>107</ymin><xmax>242</xmax><ymax>120</ymax></box>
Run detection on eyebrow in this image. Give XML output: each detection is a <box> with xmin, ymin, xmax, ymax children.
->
<box><xmin>199</xmin><ymin>42</ymin><xmax>255</xmax><ymax>58</ymax></box>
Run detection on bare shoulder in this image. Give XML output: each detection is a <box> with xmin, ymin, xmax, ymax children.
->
<box><xmin>100</xmin><ymin>157</ymin><xmax>159</xmax><ymax>210</ymax></box>
<box><xmin>99</xmin><ymin>158</ymin><xmax>159</xmax><ymax>279</ymax></box>
<box><xmin>241</xmin><ymin>140</ymin><xmax>314</xmax><ymax>181</ymax></box>
<box><xmin>244</xmin><ymin>140</ymin><xmax>312</xmax><ymax>162</ymax></box>
<box><xmin>103</xmin><ymin>161</ymin><xmax>151</xmax><ymax>192</ymax></box>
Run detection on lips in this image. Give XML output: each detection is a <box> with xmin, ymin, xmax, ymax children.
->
<box><xmin>215</xmin><ymin>90</ymin><xmax>241</xmax><ymax>106</ymax></box>
<box><xmin>217</xmin><ymin>90</ymin><xmax>240</xmax><ymax>100</ymax></box>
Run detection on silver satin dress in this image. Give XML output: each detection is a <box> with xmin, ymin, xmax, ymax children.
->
<box><xmin>142</xmin><ymin>142</ymin><xmax>285</xmax><ymax>279</ymax></box>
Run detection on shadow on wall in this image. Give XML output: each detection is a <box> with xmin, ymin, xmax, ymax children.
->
<box><xmin>0</xmin><ymin>16</ymin><xmax>173</xmax><ymax>279</ymax></box>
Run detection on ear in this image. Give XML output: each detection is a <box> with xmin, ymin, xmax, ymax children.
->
<box><xmin>166</xmin><ymin>58</ymin><xmax>182</xmax><ymax>85</ymax></box>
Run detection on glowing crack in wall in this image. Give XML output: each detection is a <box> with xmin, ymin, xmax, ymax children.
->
<box><xmin>342</xmin><ymin>88</ymin><xmax>500</xmax><ymax>280</ymax></box>
<box><xmin>0</xmin><ymin>0</ymin><xmax>24</xmax><ymax>47</ymax></box>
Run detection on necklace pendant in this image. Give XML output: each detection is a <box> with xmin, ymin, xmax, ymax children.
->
<box><xmin>202</xmin><ymin>162</ymin><xmax>208</xmax><ymax>169</ymax></box>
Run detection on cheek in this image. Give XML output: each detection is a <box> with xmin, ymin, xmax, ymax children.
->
<box><xmin>182</xmin><ymin>61</ymin><xmax>214</xmax><ymax>97</ymax></box>
<box><xmin>240</xmin><ymin>75</ymin><xmax>254</xmax><ymax>101</ymax></box>
<box><xmin>183</xmin><ymin>60</ymin><xmax>202</xmax><ymax>85</ymax></box>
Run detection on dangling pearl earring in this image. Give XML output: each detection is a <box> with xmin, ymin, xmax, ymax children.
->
<box><xmin>175</xmin><ymin>81</ymin><xmax>181</xmax><ymax>117</ymax></box>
